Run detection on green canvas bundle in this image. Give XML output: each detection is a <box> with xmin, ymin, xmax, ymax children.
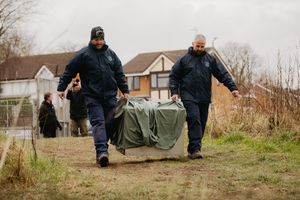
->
<box><xmin>111</xmin><ymin>97</ymin><xmax>186</xmax><ymax>153</ymax></box>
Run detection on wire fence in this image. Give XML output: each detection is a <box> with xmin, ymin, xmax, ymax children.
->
<box><xmin>0</xmin><ymin>98</ymin><xmax>33</xmax><ymax>128</ymax></box>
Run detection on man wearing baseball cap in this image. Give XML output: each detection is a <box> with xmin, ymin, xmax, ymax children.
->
<box><xmin>57</xmin><ymin>26</ymin><xmax>129</xmax><ymax>167</ymax></box>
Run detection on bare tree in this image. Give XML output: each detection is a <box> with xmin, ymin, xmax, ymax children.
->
<box><xmin>0</xmin><ymin>0</ymin><xmax>37</xmax><ymax>63</ymax></box>
<box><xmin>0</xmin><ymin>31</ymin><xmax>33</xmax><ymax>61</ymax></box>
<box><xmin>219</xmin><ymin>42</ymin><xmax>260</xmax><ymax>86</ymax></box>
<box><xmin>0</xmin><ymin>0</ymin><xmax>37</xmax><ymax>38</ymax></box>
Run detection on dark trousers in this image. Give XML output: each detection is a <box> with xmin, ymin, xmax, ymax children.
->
<box><xmin>85</xmin><ymin>97</ymin><xmax>116</xmax><ymax>158</ymax></box>
<box><xmin>41</xmin><ymin>125</ymin><xmax>56</xmax><ymax>138</ymax></box>
<box><xmin>183</xmin><ymin>101</ymin><xmax>209</xmax><ymax>153</ymax></box>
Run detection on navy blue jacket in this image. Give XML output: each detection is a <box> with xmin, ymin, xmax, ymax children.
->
<box><xmin>169</xmin><ymin>47</ymin><xmax>238</xmax><ymax>103</ymax></box>
<box><xmin>66</xmin><ymin>89</ymin><xmax>87</xmax><ymax>120</ymax></box>
<box><xmin>57</xmin><ymin>43</ymin><xmax>129</xmax><ymax>100</ymax></box>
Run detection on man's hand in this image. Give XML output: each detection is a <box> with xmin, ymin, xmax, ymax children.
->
<box><xmin>231</xmin><ymin>90</ymin><xmax>240</xmax><ymax>98</ymax></box>
<box><xmin>58</xmin><ymin>91</ymin><xmax>65</xmax><ymax>100</ymax></box>
<box><xmin>123</xmin><ymin>93</ymin><xmax>129</xmax><ymax>100</ymax></box>
<box><xmin>171</xmin><ymin>94</ymin><xmax>179</xmax><ymax>101</ymax></box>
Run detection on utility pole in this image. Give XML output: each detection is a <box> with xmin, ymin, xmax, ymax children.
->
<box><xmin>212</xmin><ymin>37</ymin><xmax>218</xmax><ymax>48</ymax></box>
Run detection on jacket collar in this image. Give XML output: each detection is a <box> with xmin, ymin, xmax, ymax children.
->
<box><xmin>188</xmin><ymin>46</ymin><xmax>206</xmax><ymax>57</ymax></box>
<box><xmin>42</xmin><ymin>100</ymin><xmax>52</xmax><ymax>106</ymax></box>
<box><xmin>88</xmin><ymin>42</ymin><xmax>108</xmax><ymax>53</ymax></box>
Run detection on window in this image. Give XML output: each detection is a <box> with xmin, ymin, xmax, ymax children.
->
<box><xmin>151</xmin><ymin>74</ymin><xmax>157</xmax><ymax>88</ymax></box>
<box><xmin>157</xmin><ymin>73</ymin><xmax>169</xmax><ymax>88</ymax></box>
<box><xmin>151</xmin><ymin>73</ymin><xmax>169</xmax><ymax>89</ymax></box>
<box><xmin>127</xmin><ymin>76</ymin><xmax>140</xmax><ymax>90</ymax></box>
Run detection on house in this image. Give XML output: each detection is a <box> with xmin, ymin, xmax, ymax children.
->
<box><xmin>123</xmin><ymin>48</ymin><xmax>238</xmax><ymax>114</ymax></box>
<box><xmin>0</xmin><ymin>52</ymin><xmax>75</xmax><ymax>136</ymax></box>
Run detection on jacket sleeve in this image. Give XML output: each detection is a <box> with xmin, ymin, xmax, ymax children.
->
<box><xmin>56</xmin><ymin>120</ymin><xmax>62</xmax><ymax>130</ymax></box>
<box><xmin>66</xmin><ymin>89</ymin><xmax>72</xmax><ymax>100</ymax></box>
<box><xmin>211</xmin><ymin>58</ymin><xmax>238</xmax><ymax>92</ymax></box>
<box><xmin>169</xmin><ymin>58</ymin><xmax>183</xmax><ymax>96</ymax></box>
<box><xmin>57</xmin><ymin>52</ymin><xmax>83</xmax><ymax>92</ymax></box>
<box><xmin>113</xmin><ymin>52</ymin><xmax>129</xmax><ymax>94</ymax></box>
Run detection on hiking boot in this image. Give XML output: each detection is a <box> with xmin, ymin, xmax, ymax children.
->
<box><xmin>97</xmin><ymin>153</ymin><xmax>109</xmax><ymax>167</ymax></box>
<box><xmin>188</xmin><ymin>150</ymin><xmax>203</xmax><ymax>159</ymax></box>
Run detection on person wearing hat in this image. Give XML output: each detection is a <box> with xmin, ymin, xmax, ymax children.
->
<box><xmin>57</xmin><ymin>26</ymin><xmax>129</xmax><ymax>167</ymax></box>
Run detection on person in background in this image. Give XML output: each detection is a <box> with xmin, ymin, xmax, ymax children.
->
<box><xmin>57</xmin><ymin>26</ymin><xmax>129</xmax><ymax>167</ymax></box>
<box><xmin>169</xmin><ymin>34</ymin><xmax>239</xmax><ymax>159</ymax></box>
<box><xmin>39</xmin><ymin>92</ymin><xmax>62</xmax><ymax>138</ymax></box>
<box><xmin>66</xmin><ymin>78</ymin><xmax>88</xmax><ymax>137</ymax></box>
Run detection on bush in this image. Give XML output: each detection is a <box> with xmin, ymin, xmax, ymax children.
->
<box><xmin>207</xmin><ymin>105</ymin><xmax>300</xmax><ymax>138</ymax></box>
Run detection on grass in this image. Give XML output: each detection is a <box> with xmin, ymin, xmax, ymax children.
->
<box><xmin>30</xmin><ymin>157</ymin><xmax>69</xmax><ymax>184</ymax></box>
<box><xmin>0</xmin><ymin>130</ymin><xmax>299</xmax><ymax>200</ymax></box>
<box><xmin>0</xmin><ymin>133</ymin><xmax>70</xmax><ymax>200</ymax></box>
<box><xmin>0</xmin><ymin>131</ymin><xmax>6</xmax><ymax>141</ymax></box>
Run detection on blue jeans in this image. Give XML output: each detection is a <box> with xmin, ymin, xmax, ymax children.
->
<box><xmin>85</xmin><ymin>97</ymin><xmax>117</xmax><ymax>158</ymax></box>
<box><xmin>183</xmin><ymin>101</ymin><xmax>209</xmax><ymax>153</ymax></box>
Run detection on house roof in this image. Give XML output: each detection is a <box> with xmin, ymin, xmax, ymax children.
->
<box><xmin>123</xmin><ymin>48</ymin><xmax>214</xmax><ymax>74</ymax></box>
<box><xmin>0</xmin><ymin>52</ymin><xmax>75</xmax><ymax>81</ymax></box>
<box><xmin>123</xmin><ymin>51</ymin><xmax>162</xmax><ymax>74</ymax></box>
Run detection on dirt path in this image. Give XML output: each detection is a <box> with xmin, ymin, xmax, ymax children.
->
<box><xmin>33</xmin><ymin>136</ymin><xmax>299</xmax><ymax>200</ymax></box>
<box><xmin>36</xmin><ymin>136</ymin><xmax>185</xmax><ymax>168</ymax></box>
<box><xmin>35</xmin><ymin>137</ymin><xmax>224</xmax><ymax>199</ymax></box>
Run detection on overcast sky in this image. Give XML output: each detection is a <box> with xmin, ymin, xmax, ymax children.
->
<box><xmin>23</xmin><ymin>0</ymin><xmax>300</xmax><ymax>65</ymax></box>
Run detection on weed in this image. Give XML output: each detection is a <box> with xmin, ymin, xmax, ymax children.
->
<box><xmin>0</xmin><ymin>140</ymin><xmax>33</xmax><ymax>186</ymax></box>
<box><xmin>257</xmin><ymin>154</ymin><xmax>276</xmax><ymax>163</ymax></box>
<box><xmin>30</xmin><ymin>157</ymin><xmax>69</xmax><ymax>184</ymax></box>
<box><xmin>0</xmin><ymin>131</ymin><xmax>6</xmax><ymax>141</ymax></box>
<box><xmin>256</xmin><ymin>174</ymin><xmax>282</xmax><ymax>184</ymax></box>
<box><xmin>219</xmin><ymin>131</ymin><xmax>245</xmax><ymax>144</ymax></box>
<box><xmin>254</xmin><ymin>141</ymin><xmax>278</xmax><ymax>153</ymax></box>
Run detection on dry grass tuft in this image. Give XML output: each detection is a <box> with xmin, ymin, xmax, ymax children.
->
<box><xmin>0</xmin><ymin>139</ymin><xmax>33</xmax><ymax>186</ymax></box>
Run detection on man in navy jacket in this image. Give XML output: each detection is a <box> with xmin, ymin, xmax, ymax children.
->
<box><xmin>169</xmin><ymin>34</ymin><xmax>239</xmax><ymax>159</ymax></box>
<box><xmin>57</xmin><ymin>26</ymin><xmax>129</xmax><ymax>167</ymax></box>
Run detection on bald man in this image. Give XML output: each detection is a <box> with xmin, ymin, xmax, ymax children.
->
<box><xmin>169</xmin><ymin>34</ymin><xmax>239</xmax><ymax>159</ymax></box>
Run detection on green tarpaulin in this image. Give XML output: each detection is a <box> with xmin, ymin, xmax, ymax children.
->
<box><xmin>111</xmin><ymin>98</ymin><xmax>186</xmax><ymax>154</ymax></box>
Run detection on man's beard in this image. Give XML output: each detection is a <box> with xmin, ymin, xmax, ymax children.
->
<box><xmin>195</xmin><ymin>50</ymin><xmax>204</xmax><ymax>55</ymax></box>
<box><xmin>96</xmin><ymin>45</ymin><xmax>103</xmax><ymax>49</ymax></box>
